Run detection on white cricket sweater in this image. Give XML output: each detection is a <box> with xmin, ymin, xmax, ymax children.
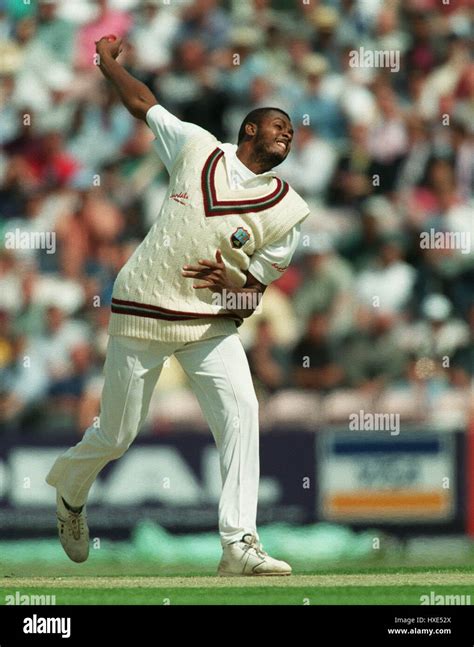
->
<box><xmin>108</xmin><ymin>131</ymin><xmax>309</xmax><ymax>343</ymax></box>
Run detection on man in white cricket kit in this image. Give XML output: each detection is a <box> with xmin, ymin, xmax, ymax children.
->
<box><xmin>46</xmin><ymin>36</ymin><xmax>309</xmax><ymax>576</ymax></box>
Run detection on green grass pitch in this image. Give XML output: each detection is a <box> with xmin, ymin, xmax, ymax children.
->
<box><xmin>1</xmin><ymin>567</ymin><xmax>473</xmax><ymax>605</ymax></box>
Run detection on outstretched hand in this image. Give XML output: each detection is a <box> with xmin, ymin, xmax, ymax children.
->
<box><xmin>182</xmin><ymin>249</ymin><xmax>232</xmax><ymax>292</ymax></box>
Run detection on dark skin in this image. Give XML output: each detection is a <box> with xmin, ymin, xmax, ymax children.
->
<box><xmin>236</xmin><ymin>113</ymin><xmax>294</xmax><ymax>174</ymax></box>
<box><xmin>95</xmin><ymin>38</ymin><xmax>294</xmax><ymax>318</ymax></box>
<box><xmin>181</xmin><ymin>249</ymin><xmax>266</xmax><ymax>319</ymax></box>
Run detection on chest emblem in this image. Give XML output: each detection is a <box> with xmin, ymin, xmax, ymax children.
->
<box><xmin>231</xmin><ymin>227</ymin><xmax>251</xmax><ymax>249</ymax></box>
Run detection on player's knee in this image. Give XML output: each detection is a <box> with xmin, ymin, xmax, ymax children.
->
<box><xmin>108</xmin><ymin>440</ymin><xmax>131</xmax><ymax>459</ymax></box>
<box><xmin>97</xmin><ymin>426</ymin><xmax>134</xmax><ymax>459</ymax></box>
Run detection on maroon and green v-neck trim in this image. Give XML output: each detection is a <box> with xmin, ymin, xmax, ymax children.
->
<box><xmin>201</xmin><ymin>147</ymin><xmax>289</xmax><ymax>217</ymax></box>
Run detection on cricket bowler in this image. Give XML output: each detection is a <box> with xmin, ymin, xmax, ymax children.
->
<box><xmin>45</xmin><ymin>35</ymin><xmax>309</xmax><ymax>576</ymax></box>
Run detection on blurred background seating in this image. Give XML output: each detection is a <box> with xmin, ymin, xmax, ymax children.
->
<box><xmin>0</xmin><ymin>0</ymin><xmax>472</xmax><ymax>437</ymax></box>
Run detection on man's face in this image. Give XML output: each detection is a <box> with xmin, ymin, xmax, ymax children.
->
<box><xmin>251</xmin><ymin>111</ymin><xmax>294</xmax><ymax>169</ymax></box>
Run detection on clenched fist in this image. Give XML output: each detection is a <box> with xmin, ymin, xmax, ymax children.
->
<box><xmin>95</xmin><ymin>36</ymin><xmax>123</xmax><ymax>60</ymax></box>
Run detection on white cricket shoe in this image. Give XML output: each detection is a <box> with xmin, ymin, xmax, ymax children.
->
<box><xmin>56</xmin><ymin>492</ymin><xmax>89</xmax><ymax>563</ymax></box>
<box><xmin>217</xmin><ymin>534</ymin><xmax>292</xmax><ymax>576</ymax></box>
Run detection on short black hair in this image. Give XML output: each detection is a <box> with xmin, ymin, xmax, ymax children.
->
<box><xmin>237</xmin><ymin>107</ymin><xmax>291</xmax><ymax>144</ymax></box>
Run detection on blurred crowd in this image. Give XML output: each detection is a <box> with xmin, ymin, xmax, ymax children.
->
<box><xmin>0</xmin><ymin>0</ymin><xmax>472</xmax><ymax>435</ymax></box>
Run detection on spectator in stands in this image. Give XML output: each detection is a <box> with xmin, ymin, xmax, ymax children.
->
<box><xmin>129</xmin><ymin>0</ymin><xmax>179</xmax><ymax>73</ymax></box>
<box><xmin>291</xmin><ymin>311</ymin><xmax>345</xmax><ymax>393</ymax></box>
<box><xmin>297</xmin><ymin>53</ymin><xmax>346</xmax><ymax>142</ymax></box>
<box><xmin>14</xmin><ymin>268</ymin><xmax>46</xmax><ymax>337</ymax></box>
<box><xmin>339</xmin><ymin>196</ymin><xmax>398</xmax><ymax>271</ymax></box>
<box><xmin>0</xmin><ymin>251</ymin><xmax>25</xmax><ymax>315</ymax></box>
<box><xmin>36</xmin><ymin>0</ymin><xmax>76</xmax><ymax>65</ymax></box>
<box><xmin>75</xmin><ymin>0</ymin><xmax>132</xmax><ymax>70</ymax></box>
<box><xmin>35</xmin><ymin>306</ymin><xmax>90</xmax><ymax>379</ymax></box>
<box><xmin>158</xmin><ymin>38</ymin><xmax>230</xmax><ymax>140</ymax></box>
<box><xmin>48</xmin><ymin>341</ymin><xmax>97</xmax><ymax>432</ymax></box>
<box><xmin>0</xmin><ymin>333</ymin><xmax>43</xmax><ymax>431</ymax></box>
<box><xmin>405</xmin><ymin>12</ymin><xmax>437</xmax><ymax>75</ymax></box>
<box><xmin>294</xmin><ymin>234</ymin><xmax>355</xmax><ymax>339</ymax></box>
<box><xmin>68</xmin><ymin>82</ymin><xmax>134</xmax><ymax>172</ymax></box>
<box><xmin>356</xmin><ymin>237</ymin><xmax>416</xmax><ymax>315</ymax></box>
<box><xmin>23</xmin><ymin>130</ymin><xmax>80</xmax><ymax>189</ymax></box>
<box><xmin>0</xmin><ymin>309</ymin><xmax>14</xmax><ymax>377</ymax></box>
<box><xmin>339</xmin><ymin>308</ymin><xmax>409</xmax><ymax>393</ymax></box>
<box><xmin>0</xmin><ymin>303</ymin><xmax>91</xmax><ymax>425</ymax></box>
<box><xmin>176</xmin><ymin>0</ymin><xmax>230</xmax><ymax>52</ymax></box>
<box><xmin>10</xmin><ymin>15</ymin><xmax>70</xmax><ymax>112</ymax></box>
<box><xmin>396</xmin><ymin>115</ymin><xmax>433</xmax><ymax>193</ymax></box>
<box><xmin>329</xmin><ymin>121</ymin><xmax>374</xmax><ymax>207</ymax></box>
<box><xmin>367</xmin><ymin>84</ymin><xmax>409</xmax><ymax>194</ymax></box>
<box><xmin>278</xmin><ymin>125</ymin><xmax>337</xmax><ymax>199</ymax></box>
<box><xmin>399</xmin><ymin>294</ymin><xmax>470</xmax><ymax>361</ymax></box>
<box><xmin>218</xmin><ymin>26</ymin><xmax>266</xmax><ymax>101</ymax></box>
<box><xmin>309</xmin><ymin>6</ymin><xmax>341</xmax><ymax>72</ymax></box>
<box><xmin>372</xmin><ymin>5</ymin><xmax>410</xmax><ymax>55</ymax></box>
<box><xmin>248</xmin><ymin>319</ymin><xmax>289</xmax><ymax>397</ymax></box>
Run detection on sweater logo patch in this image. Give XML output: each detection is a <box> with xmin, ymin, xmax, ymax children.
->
<box><xmin>231</xmin><ymin>227</ymin><xmax>251</xmax><ymax>249</ymax></box>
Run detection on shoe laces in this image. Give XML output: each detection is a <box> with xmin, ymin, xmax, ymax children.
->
<box><xmin>60</xmin><ymin>509</ymin><xmax>85</xmax><ymax>541</ymax></box>
<box><xmin>69</xmin><ymin>513</ymin><xmax>85</xmax><ymax>541</ymax></box>
<box><xmin>241</xmin><ymin>534</ymin><xmax>268</xmax><ymax>559</ymax></box>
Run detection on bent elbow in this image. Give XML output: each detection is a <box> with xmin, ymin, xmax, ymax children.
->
<box><xmin>128</xmin><ymin>98</ymin><xmax>155</xmax><ymax>121</ymax></box>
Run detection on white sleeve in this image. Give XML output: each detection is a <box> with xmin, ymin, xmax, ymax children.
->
<box><xmin>145</xmin><ymin>104</ymin><xmax>210</xmax><ymax>174</ymax></box>
<box><xmin>248</xmin><ymin>224</ymin><xmax>301</xmax><ymax>285</ymax></box>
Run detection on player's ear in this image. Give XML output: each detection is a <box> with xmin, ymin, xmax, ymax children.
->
<box><xmin>245</xmin><ymin>122</ymin><xmax>257</xmax><ymax>138</ymax></box>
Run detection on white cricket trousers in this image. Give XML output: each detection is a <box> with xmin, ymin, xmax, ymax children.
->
<box><xmin>46</xmin><ymin>333</ymin><xmax>260</xmax><ymax>545</ymax></box>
